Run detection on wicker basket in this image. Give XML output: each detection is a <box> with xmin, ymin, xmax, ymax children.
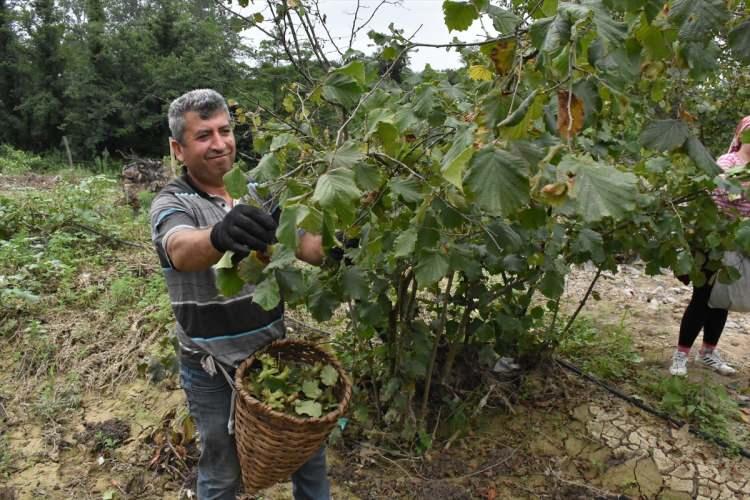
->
<box><xmin>234</xmin><ymin>339</ymin><xmax>352</xmax><ymax>494</ymax></box>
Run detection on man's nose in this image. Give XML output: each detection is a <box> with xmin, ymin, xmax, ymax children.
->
<box><xmin>209</xmin><ymin>131</ymin><xmax>228</xmax><ymax>150</ymax></box>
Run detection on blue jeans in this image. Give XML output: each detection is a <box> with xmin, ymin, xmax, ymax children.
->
<box><xmin>180</xmin><ymin>356</ymin><xmax>331</xmax><ymax>500</ymax></box>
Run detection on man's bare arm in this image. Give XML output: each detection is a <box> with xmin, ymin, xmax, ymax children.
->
<box><xmin>169</xmin><ymin>227</ymin><xmax>325</xmax><ymax>271</ymax></box>
<box><xmin>166</xmin><ymin>228</ymin><xmax>222</xmax><ymax>272</ymax></box>
<box><xmin>296</xmin><ymin>232</ymin><xmax>324</xmax><ymax>265</ymax></box>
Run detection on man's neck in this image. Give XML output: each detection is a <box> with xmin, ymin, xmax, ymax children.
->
<box><xmin>184</xmin><ymin>171</ymin><xmax>230</xmax><ymax>200</ymax></box>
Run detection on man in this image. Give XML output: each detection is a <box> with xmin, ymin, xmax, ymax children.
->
<box><xmin>150</xmin><ymin>89</ymin><xmax>329</xmax><ymax>500</ymax></box>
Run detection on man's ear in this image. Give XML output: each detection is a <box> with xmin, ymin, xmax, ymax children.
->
<box><xmin>170</xmin><ymin>138</ymin><xmax>184</xmax><ymax>163</ymax></box>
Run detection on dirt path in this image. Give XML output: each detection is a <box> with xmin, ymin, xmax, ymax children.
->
<box><xmin>565</xmin><ymin>262</ymin><xmax>750</xmax><ymax>380</ymax></box>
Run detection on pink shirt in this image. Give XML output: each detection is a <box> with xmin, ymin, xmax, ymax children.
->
<box><xmin>712</xmin><ymin>152</ymin><xmax>750</xmax><ymax>218</ymax></box>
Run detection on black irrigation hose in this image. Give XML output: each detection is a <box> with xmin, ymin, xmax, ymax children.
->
<box><xmin>554</xmin><ymin>356</ymin><xmax>750</xmax><ymax>460</ymax></box>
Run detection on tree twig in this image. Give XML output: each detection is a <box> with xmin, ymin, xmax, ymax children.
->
<box><xmin>335</xmin><ymin>28</ymin><xmax>421</xmax><ymax>148</ymax></box>
<box><xmin>561</xmin><ymin>265</ymin><xmax>602</xmax><ymax>337</ymax></box>
<box><xmin>420</xmin><ymin>272</ymin><xmax>454</xmax><ymax>426</ymax></box>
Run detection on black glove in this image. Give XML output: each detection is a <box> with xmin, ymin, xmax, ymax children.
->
<box><xmin>210</xmin><ymin>204</ymin><xmax>277</xmax><ymax>256</ymax></box>
<box><xmin>329</xmin><ymin>231</ymin><xmax>360</xmax><ymax>263</ymax></box>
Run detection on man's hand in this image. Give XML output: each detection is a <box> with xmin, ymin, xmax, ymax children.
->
<box><xmin>210</xmin><ymin>204</ymin><xmax>277</xmax><ymax>256</ymax></box>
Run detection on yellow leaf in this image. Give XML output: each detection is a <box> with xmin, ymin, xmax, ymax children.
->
<box><xmin>468</xmin><ymin>65</ymin><xmax>493</xmax><ymax>81</ymax></box>
<box><xmin>489</xmin><ymin>40</ymin><xmax>516</xmax><ymax>75</ymax></box>
<box><xmin>283</xmin><ymin>94</ymin><xmax>295</xmax><ymax>113</ymax></box>
<box><xmin>557</xmin><ymin>91</ymin><xmax>584</xmax><ymax>140</ymax></box>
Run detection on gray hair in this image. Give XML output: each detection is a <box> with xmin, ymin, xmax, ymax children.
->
<box><xmin>168</xmin><ymin>89</ymin><xmax>230</xmax><ymax>144</ymax></box>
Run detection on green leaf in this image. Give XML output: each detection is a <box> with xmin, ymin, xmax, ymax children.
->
<box><xmin>277</xmin><ymin>205</ymin><xmax>307</xmax><ymax>248</ymax></box>
<box><xmin>464</xmin><ymin>146</ymin><xmax>529</xmax><ymax>216</ymax></box>
<box><xmin>674</xmin><ymin>250</ymin><xmax>693</xmax><ymax>276</ymax></box>
<box><xmin>322</xmin><ymin>73</ymin><xmax>362</xmax><ymax>108</ymax></box>
<box><xmin>729</xmin><ymin>20</ymin><xmax>750</xmax><ymax>64</ymax></box>
<box><xmin>335</xmin><ymin>60</ymin><xmax>366</xmax><ymax>85</ymax></box>
<box><xmin>275</xmin><ymin>268</ymin><xmax>305</xmax><ymax>302</ymax></box>
<box><xmin>414</xmin><ymin>250</ymin><xmax>450</xmax><ymax>287</ymax></box>
<box><xmin>682</xmin><ymin>41</ymin><xmax>720</xmax><ymax>78</ymax></box>
<box><xmin>442</xmin><ymin>147</ymin><xmax>474</xmax><ymax>190</ymax></box>
<box><xmin>443</xmin><ymin>1</ymin><xmax>479</xmax><ymax>32</ymax></box>
<box><xmin>343</xmin><ymin>266</ymin><xmax>369</xmax><ymax>301</ymax></box>
<box><xmin>561</xmin><ymin>155</ymin><xmax>638</xmax><ymax>222</ymax></box>
<box><xmin>270</xmin><ymin>133</ymin><xmax>297</xmax><ymax>152</ymax></box>
<box><xmin>499</xmin><ymin>92</ymin><xmax>545</xmax><ymax>139</ymax></box>
<box><xmin>639</xmin><ymin>120</ymin><xmax>690</xmax><ymax>152</ymax></box>
<box><xmin>389</xmin><ymin>178</ymin><xmax>423</xmax><ymax>203</ymax></box>
<box><xmin>685</xmin><ymin>136</ymin><xmax>720</xmax><ymax>176</ymax></box>
<box><xmin>321</xmin><ymin>364</ymin><xmax>339</xmax><ymax>386</ymax></box>
<box><xmin>251</xmin><ymin>153</ymin><xmax>281</xmax><ymax>183</ymax></box>
<box><xmin>735</xmin><ymin>222</ymin><xmax>750</xmax><ymax>254</ymax></box>
<box><xmin>584</xmin><ymin>0</ymin><xmax>627</xmax><ymax>46</ymax></box>
<box><xmin>412</xmin><ymin>86</ymin><xmax>437</xmax><ymax>118</ymax></box>
<box><xmin>668</xmin><ymin>0</ymin><xmax>728</xmax><ymax>42</ymax></box>
<box><xmin>264</xmin><ymin>245</ymin><xmax>297</xmax><ymax>272</ymax></box>
<box><xmin>294</xmin><ymin>399</ymin><xmax>323</xmax><ymax>418</ymax></box>
<box><xmin>253</xmin><ymin>276</ymin><xmax>281</xmax><ymax>310</ymax></box>
<box><xmin>573</xmin><ymin>228</ymin><xmax>606</xmax><ymax>263</ymax></box>
<box><xmin>487</xmin><ymin>221</ymin><xmax>522</xmax><ymax>251</ymax></box>
<box><xmin>393</xmin><ymin>227</ymin><xmax>418</xmax><ymax>258</ymax></box>
<box><xmin>636</xmin><ymin>23</ymin><xmax>671</xmax><ymax>60</ymax></box>
<box><xmin>353</xmin><ymin>163</ymin><xmax>383</xmax><ymax>191</ymax></box>
<box><xmin>223</xmin><ymin>166</ymin><xmax>248</xmax><ymax>199</ymax></box>
<box><xmin>376</xmin><ymin>121</ymin><xmax>400</xmax><ymax>156</ymax></box>
<box><xmin>302</xmin><ymin>379</ymin><xmax>322</xmax><ymax>399</ymax></box>
<box><xmin>308</xmin><ymin>287</ymin><xmax>338</xmax><ymax>321</ymax></box>
<box><xmin>539</xmin><ymin>270</ymin><xmax>565</xmax><ymax>298</ymax></box>
<box><xmin>487</xmin><ymin>5</ymin><xmax>520</xmax><ymax>34</ymax></box>
<box><xmin>313</xmin><ymin>168</ymin><xmax>362</xmax><ymax>212</ymax></box>
<box><xmin>216</xmin><ymin>267</ymin><xmax>244</xmax><ymax>297</ymax></box>
<box><xmin>237</xmin><ymin>252</ymin><xmax>267</xmax><ymax>284</ymax></box>
<box><xmin>326</xmin><ymin>142</ymin><xmax>365</xmax><ymax>169</ymax></box>
<box><xmin>541</xmin><ymin>15</ymin><xmax>571</xmax><ymax>53</ymax></box>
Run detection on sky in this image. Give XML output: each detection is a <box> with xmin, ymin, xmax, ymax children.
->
<box><xmin>239</xmin><ymin>0</ymin><xmax>495</xmax><ymax>70</ymax></box>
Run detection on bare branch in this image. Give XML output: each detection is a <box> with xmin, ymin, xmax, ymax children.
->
<box><xmin>334</xmin><ymin>29</ymin><xmax>419</xmax><ymax>148</ymax></box>
<box><xmin>351</xmin><ymin>0</ymin><xmax>397</xmax><ymax>44</ymax></box>
<box><xmin>408</xmin><ymin>32</ymin><xmax>518</xmax><ymax>49</ymax></box>
<box><xmin>348</xmin><ymin>0</ymin><xmax>361</xmax><ymax>50</ymax></box>
<box><xmin>296</xmin><ymin>8</ymin><xmax>331</xmax><ymax>68</ymax></box>
<box><xmin>312</xmin><ymin>0</ymin><xmax>344</xmax><ymax>57</ymax></box>
<box><xmin>266</xmin><ymin>0</ymin><xmax>313</xmax><ymax>84</ymax></box>
<box><xmin>211</xmin><ymin>0</ymin><xmax>277</xmax><ymax>40</ymax></box>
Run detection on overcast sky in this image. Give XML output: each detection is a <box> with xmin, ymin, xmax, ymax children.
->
<box><xmin>239</xmin><ymin>0</ymin><xmax>494</xmax><ymax>70</ymax></box>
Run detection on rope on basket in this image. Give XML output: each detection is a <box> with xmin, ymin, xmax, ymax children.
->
<box><xmin>201</xmin><ymin>355</ymin><xmax>238</xmax><ymax>435</ymax></box>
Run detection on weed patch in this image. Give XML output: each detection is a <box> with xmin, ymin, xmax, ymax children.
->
<box><xmin>642</xmin><ymin>374</ymin><xmax>744</xmax><ymax>449</ymax></box>
<box><xmin>558</xmin><ymin>316</ymin><xmax>642</xmax><ymax>380</ymax></box>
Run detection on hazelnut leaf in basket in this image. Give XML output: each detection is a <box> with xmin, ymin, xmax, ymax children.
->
<box><xmin>320</xmin><ymin>365</ymin><xmax>338</xmax><ymax>386</ymax></box>
<box><xmin>302</xmin><ymin>380</ymin><xmax>322</xmax><ymax>399</ymax></box>
<box><xmin>295</xmin><ymin>399</ymin><xmax>323</xmax><ymax>418</ymax></box>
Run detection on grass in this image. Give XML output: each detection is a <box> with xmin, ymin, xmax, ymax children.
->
<box><xmin>558</xmin><ymin>315</ymin><xmax>642</xmax><ymax>381</ymax></box>
<box><xmin>0</xmin><ymin>435</ymin><xmax>16</xmax><ymax>479</ymax></box>
<box><xmin>0</xmin><ymin>151</ymin><xmax>173</xmax><ymax>425</ymax></box>
<box><xmin>639</xmin><ymin>371</ymin><xmax>746</xmax><ymax>451</ymax></box>
<box><xmin>558</xmin><ymin>315</ymin><xmax>748</xmax><ymax>453</ymax></box>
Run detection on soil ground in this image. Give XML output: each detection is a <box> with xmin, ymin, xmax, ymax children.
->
<box><xmin>2</xmin><ymin>172</ymin><xmax>750</xmax><ymax>499</ymax></box>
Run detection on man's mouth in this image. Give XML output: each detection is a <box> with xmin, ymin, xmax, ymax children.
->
<box><xmin>207</xmin><ymin>152</ymin><xmax>230</xmax><ymax>160</ymax></box>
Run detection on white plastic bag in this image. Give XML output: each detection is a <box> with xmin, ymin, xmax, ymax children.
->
<box><xmin>708</xmin><ymin>251</ymin><xmax>750</xmax><ymax>312</ymax></box>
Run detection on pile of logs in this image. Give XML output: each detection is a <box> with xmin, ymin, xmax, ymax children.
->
<box><xmin>121</xmin><ymin>157</ymin><xmax>171</xmax><ymax>210</ymax></box>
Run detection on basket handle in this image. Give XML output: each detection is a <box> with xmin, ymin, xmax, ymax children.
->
<box><xmin>201</xmin><ymin>355</ymin><xmax>238</xmax><ymax>435</ymax></box>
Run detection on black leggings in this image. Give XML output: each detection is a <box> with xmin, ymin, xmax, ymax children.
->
<box><xmin>678</xmin><ymin>280</ymin><xmax>728</xmax><ymax>348</ymax></box>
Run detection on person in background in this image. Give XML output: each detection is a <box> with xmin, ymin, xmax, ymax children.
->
<box><xmin>669</xmin><ymin>116</ymin><xmax>750</xmax><ymax>377</ymax></box>
<box><xmin>149</xmin><ymin>89</ymin><xmax>329</xmax><ymax>500</ymax></box>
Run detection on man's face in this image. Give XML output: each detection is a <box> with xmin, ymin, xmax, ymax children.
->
<box><xmin>172</xmin><ymin>110</ymin><xmax>236</xmax><ymax>186</ymax></box>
